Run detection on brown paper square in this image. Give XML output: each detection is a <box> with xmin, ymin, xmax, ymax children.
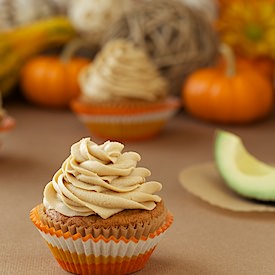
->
<box><xmin>179</xmin><ymin>162</ymin><xmax>275</xmax><ymax>212</ymax></box>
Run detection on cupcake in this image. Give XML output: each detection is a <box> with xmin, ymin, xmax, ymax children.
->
<box><xmin>0</xmin><ymin>100</ymin><xmax>16</xmax><ymax>149</ymax></box>
<box><xmin>71</xmin><ymin>39</ymin><xmax>181</xmax><ymax>141</ymax></box>
<box><xmin>30</xmin><ymin>137</ymin><xmax>173</xmax><ymax>274</ymax></box>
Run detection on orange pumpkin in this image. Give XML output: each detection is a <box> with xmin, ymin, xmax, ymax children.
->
<box><xmin>20</xmin><ymin>46</ymin><xmax>90</xmax><ymax>108</ymax></box>
<box><xmin>182</xmin><ymin>44</ymin><xmax>274</xmax><ymax>124</ymax></box>
<box><xmin>236</xmin><ymin>56</ymin><xmax>274</xmax><ymax>81</ymax></box>
<box><xmin>218</xmin><ymin>55</ymin><xmax>274</xmax><ymax>81</ymax></box>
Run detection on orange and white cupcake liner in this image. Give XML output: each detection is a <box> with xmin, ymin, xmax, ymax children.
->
<box><xmin>30</xmin><ymin>206</ymin><xmax>173</xmax><ymax>275</ymax></box>
<box><xmin>0</xmin><ymin>115</ymin><xmax>15</xmax><ymax>131</ymax></box>
<box><xmin>71</xmin><ymin>96</ymin><xmax>181</xmax><ymax>141</ymax></box>
<box><xmin>0</xmin><ymin>115</ymin><xmax>16</xmax><ymax>148</ymax></box>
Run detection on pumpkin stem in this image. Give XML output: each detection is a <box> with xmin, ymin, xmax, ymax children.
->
<box><xmin>219</xmin><ymin>43</ymin><xmax>236</xmax><ymax>77</ymax></box>
<box><xmin>60</xmin><ymin>38</ymin><xmax>86</xmax><ymax>63</ymax></box>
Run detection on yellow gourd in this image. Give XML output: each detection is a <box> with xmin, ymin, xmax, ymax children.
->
<box><xmin>0</xmin><ymin>16</ymin><xmax>76</xmax><ymax>97</ymax></box>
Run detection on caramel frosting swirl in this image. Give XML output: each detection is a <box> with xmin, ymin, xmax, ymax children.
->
<box><xmin>43</xmin><ymin>138</ymin><xmax>162</xmax><ymax>219</ymax></box>
<box><xmin>79</xmin><ymin>39</ymin><xmax>168</xmax><ymax>102</ymax></box>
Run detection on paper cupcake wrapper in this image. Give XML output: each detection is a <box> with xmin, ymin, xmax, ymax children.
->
<box><xmin>71</xmin><ymin>97</ymin><xmax>180</xmax><ymax>141</ymax></box>
<box><xmin>71</xmin><ymin>96</ymin><xmax>181</xmax><ymax>115</ymax></box>
<box><xmin>0</xmin><ymin>115</ymin><xmax>16</xmax><ymax>131</ymax></box>
<box><xmin>79</xmin><ymin>108</ymin><xmax>177</xmax><ymax>123</ymax></box>
<box><xmin>0</xmin><ymin>116</ymin><xmax>16</xmax><ymax>148</ymax></box>
<box><xmin>30</xmin><ymin>206</ymin><xmax>173</xmax><ymax>275</ymax></box>
<box><xmin>78</xmin><ymin>111</ymin><xmax>174</xmax><ymax>141</ymax></box>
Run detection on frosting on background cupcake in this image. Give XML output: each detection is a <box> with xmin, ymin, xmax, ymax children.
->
<box><xmin>79</xmin><ymin>39</ymin><xmax>169</xmax><ymax>102</ymax></box>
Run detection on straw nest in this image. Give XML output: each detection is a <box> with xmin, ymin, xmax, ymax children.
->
<box><xmin>102</xmin><ymin>0</ymin><xmax>219</xmax><ymax>95</ymax></box>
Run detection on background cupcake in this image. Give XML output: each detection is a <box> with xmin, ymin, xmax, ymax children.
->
<box><xmin>0</xmin><ymin>97</ymin><xmax>16</xmax><ymax>150</ymax></box>
<box><xmin>71</xmin><ymin>39</ymin><xmax>181</xmax><ymax>141</ymax></box>
<box><xmin>30</xmin><ymin>137</ymin><xmax>173</xmax><ymax>274</ymax></box>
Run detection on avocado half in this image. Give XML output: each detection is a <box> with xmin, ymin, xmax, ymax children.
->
<box><xmin>214</xmin><ymin>130</ymin><xmax>275</xmax><ymax>201</ymax></box>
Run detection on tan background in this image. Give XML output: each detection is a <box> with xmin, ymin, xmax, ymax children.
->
<box><xmin>1</xmin><ymin>99</ymin><xmax>275</xmax><ymax>275</ymax></box>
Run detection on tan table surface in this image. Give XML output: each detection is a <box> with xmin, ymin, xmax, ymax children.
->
<box><xmin>1</xmin><ymin>100</ymin><xmax>275</xmax><ymax>275</ymax></box>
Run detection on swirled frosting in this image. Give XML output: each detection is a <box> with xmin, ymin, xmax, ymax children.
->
<box><xmin>79</xmin><ymin>39</ymin><xmax>168</xmax><ymax>102</ymax></box>
<box><xmin>43</xmin><ymin>138</ymin><xmax>162</xmax><ymax>219</ymax></box>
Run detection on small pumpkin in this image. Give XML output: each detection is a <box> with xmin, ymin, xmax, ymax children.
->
<box><xmin>20</xmin><ymin>41</ymin><xmax>91</xmax><ymax>108</ymax></box>
<box><xmin>219</xmin><ymin>55</ymin><xmax>274</xmax><ymax>81</ymax></box>
<box><xmin>182</xmin><ymin>44</ymin><xmax>274</xmax><ymax>124</ymax></box>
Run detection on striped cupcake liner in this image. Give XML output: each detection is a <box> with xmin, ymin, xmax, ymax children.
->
<box><xmin>0</xmin><ymin>115</ymin><xmax>16</xmax><ymax>131</ymax></box>
<box><xmin>30</xmin><ymin>206</ymin><xmax>173</xmax><ymax>275</ymax></box>
<box><xmin>0</xmin><ymin>116</ymin><xmax>16</xmax><ymax>148</ymax></box>
<box><xmin>71</xmin><ymin>96</ymin><xmax>181</xmax><ymax>115</ymax></box>
<box><xmin>71</xmin><ymin>97</ymin><xmax>181</xmax><ymax>141</ymax></box>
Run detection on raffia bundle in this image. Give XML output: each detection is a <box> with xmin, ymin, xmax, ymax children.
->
<box><xmin>102</xmin><ymin>0</ymin><xmax>219</xmax><ymax>95</ymax></box>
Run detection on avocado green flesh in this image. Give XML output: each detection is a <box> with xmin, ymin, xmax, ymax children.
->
<box><xmin>215</xmin><ymin>130</ymin><xmax>275</xmax><ymax>201</ymax></box>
